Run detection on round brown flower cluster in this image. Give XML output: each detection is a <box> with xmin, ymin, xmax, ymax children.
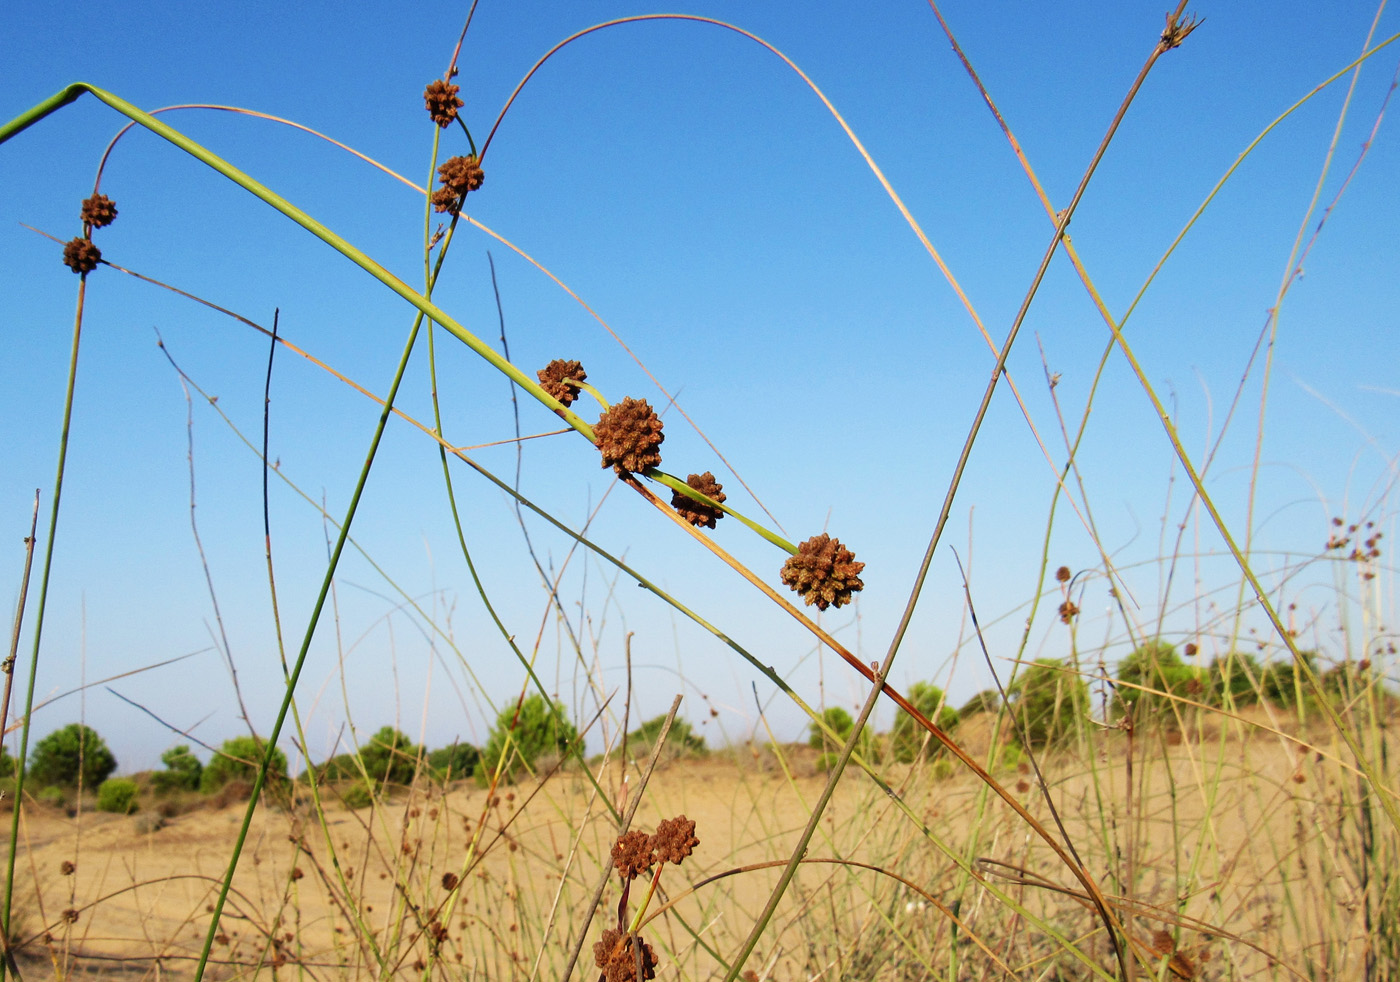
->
<box><xmin>594</xmin><ymin>397</ymin><xmax>664</xmax><ymax>476</ymax></box>
<box><xmin>431</xmin><ymin>155</ymin><xmax>485</xmax><ymax>215</ymax></box>
<box><xmin>780</xmin><ymin>534</ymin><xmax>865</xmax><ymax>611</ymax></box>
<box><xmin>1055</xmin><ymin>565</ymin><xmax>1071</xmax><ymax>583</ymax></box>
<box><xmin>62</xmin><ymin>237</ymin><xmax>102</xmax><ymax>275</ymax></box>
<box><xmin>537</xmin><ymin>358</ymin><xmax>586</xmax><ymax>408</ymax></box>
<box><xmin>671</xmin><ymin>472</ymin><xmax>726</xmax><ymax>529</ymax></box>
<box><xmin>423</xmin><ymin>78</ymin><xmax>464</xmax><ymax>128</ymax></box>
<box><xmin>652</xmin><ymin>814</ymin><xmax>699</xmax><ymax>865</ymax></box>
<box><xmin>81</xmin><ymin>194</ymin><xmax>118</xmax><ymax>229</ymax></box>
<box><xmin>593</xmin><ymin>928</ymin><xmax>658</xmax><ymax>982</ymax></box>
<box><xmin>1057</xmin><ymin>600</ymin><xmax>1079</xmax><ymax>624</ymax></box>
<box><xmin>610</xmin><ymin>829</ymin><xmax>655</xmax><ymax>880</ymax></box>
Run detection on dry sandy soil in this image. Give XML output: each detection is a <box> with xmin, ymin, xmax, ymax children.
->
<box><xmin>3</xmin><ymin>708</ymin><xmax>1391</xmax><ymax>980</ymax></box>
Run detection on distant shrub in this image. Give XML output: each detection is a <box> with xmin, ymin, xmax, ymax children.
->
<box><xmin>1113</xmin><ymin>640</ymin><xmax>1204</xmax><ymax>721</ymax></box>
<box><xmin>28</xmin><ymin>724</ymin><xmax>116</xmax><ymax>788</ymax></box>
<box><xmin>958</xmin><ymin>689</ymin><xmax>1003</xmax><ymax>719</ymax></box>
<box><xmin>890</xmin><ymin>682</ymin><xmax>958</xmax><ymax>763</ymax></box>
<box><xmin>152</xmin><ymin>745</ymin><xmax>202</xmax><ymax>793</ymax></box>
<box><xmin>37</xmin><ymin>786</ymin><xmax>66</xmax><ymax>809</ymax></box>
<box><xmin>201</xmin><ymin>736</ymin><xmax>287</xmax><ymax>793</ymax></box>
<box><xmin>314</xmin><ymin>753</ymin><xmax>360</xmax><ymax>783</ymax></box>
<box><xmin>341</xmin><ymin>781</ymin><xmax>374</xmax><ymax>810</ymax></box>
<box><xmin>358</xmin><ymin>727</ymin><xmax>422</xmax><ymax>786</ymax></box>
<box><xmin>1260</xmin><ymin>650</ymin><xmax>1321</xmax><ymax>711</ymax></box>
<box><xmin>627</xmin><ymin>714</ymin><xmax>707</xmax><ymax>758</ymax></box>
<box><xmin>1010</xmin><ymin>659</ymin><xmax>1088</xmax><ymax>750</ymax></box>
<box><xmin>427</xmin><ymin>742</ymin><xmax>480</xmax><ymax>782</ymax></box>
<box><xmin>807</xmin><ymin>707</ymin><xmax>878</xmax><ymax>761</ymax></box>
<box><xmin>477</xmin><ymin>695</ymin><xmax>578</xmax><ymax>785</ymax></box>
<box><xmin>97</xmin><ymin>778</ymin><xmax>138</xmax><ymax>814</ymax></box>
<box><xmin>1206</xmin><ymin>652</ymin><xmax>1263</xmax><ymax>707</ymax></box>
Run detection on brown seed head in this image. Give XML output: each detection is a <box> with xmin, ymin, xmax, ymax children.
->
<box><xmin>441</xmin><ymin>871</ymin><xmax>459</xmax><ymax>891</ymax></box>
<box><xmin>537</xmin><ymin>359</ymin><xmax>587</xmax><ymax>408</ymax></box>
<box><xmin>780</xmin><ymin>534</ymin><xmax>865</xmax><ymax>611</ymax></box>
<box><xmin>423</xmin><ymin>79</ymin><xmax>464</xmax><ymax>128</ymax></box>
<box><xmin>652</xmin><ymin>814</ymin><xmax>699</xmax><ymax>865</ymax></box>
<box><xmin>671</xmin><ymin>473</ymin><xmax>726</xmax><ymax>528</ymax></box>
<box><xmin>60</xmin><ymin>860</ymin><xmax>76</xmax><ymax>876</ymax></box>
<box><xmin>1057</xmin><ymin>600</ymin><xmax>1079</xmax><ymax>624</ymax></box>
<box><xmin>1055</xmin><ymin>565</ymin><xmax>1071</xmax><ymax>583</ymax></box>
<box><xmin>62</xmin><ymin>237</ymin><xmax>101</xmax><ymax>274</ymax></box>
<box><xmin>433</xmin><ymin>155</ymin><xmax>484</xmax><ymax>215</ymax></box>
<box><xmin>62</xmin><ymin>908</ymin><xmax>79</xmax><ymax>924</ymax></box>
<box><xmin>594</xmin><ymin>397</ymin><xmax>664</xmax><ymax>476</ymax></box>
<box><xmin>593</xmin><ymin>928</ymin><xmax>658</xmax><ymax>982</ymax></box>
<box><xmin>80</xmin><ymin>194</ymin><xmax>118</xmax><ymax>229</ymax></box>
<box><xmin>610</xmin><ymin>829</ymin><xmax>655</xmax><ymax>879</ymax></box>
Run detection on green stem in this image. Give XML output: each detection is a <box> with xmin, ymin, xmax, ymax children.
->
<box><xmin>0</xmin><ymin>83</ymin><xmax>589</xmax><ymax>434</ymax></box>
<box><xmin>191</xmin><ymin>316</ymin><xmax>424</xmax><ymax>982</ymax></box>
<box><xmin>1</xmin><ymin>277</ymin><xmax>88</xmax><ymax>982</ymax></box>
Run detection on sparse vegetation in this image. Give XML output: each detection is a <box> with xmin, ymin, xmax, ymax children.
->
<box><xmin>2</xmin><ymin>7</ymin><xmax>1397</xmax><ymax>982</ymax></box>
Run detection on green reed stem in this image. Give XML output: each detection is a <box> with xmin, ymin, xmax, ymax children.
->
<box><xmin>190</xmin><ymin>310</ymin><xmax>425</xmax><ymax>981</ymax></box>
<box><xmin>0</xmin><ymin>277</ymin><xmax>88</xmax><ymax>982</ymax></box>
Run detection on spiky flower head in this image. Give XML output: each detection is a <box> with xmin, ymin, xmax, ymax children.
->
<box><xmin>593</xmin><ymin>929</ymin><xmax>658</xmax><ymax>982</ymax></box>
<box><xmin>537</xmin><ymin>359</ymin><xmax>586</xmax><ymax>408</ymax></box>
<box><xmin>432</xmin><ymin>155</ymin><xmax>484</xmax><ymax>215</ymax></box>
<box><xmin>423</xmin><ymin>79</ymin><xmax>463</xmax><ymax>128</ymax></box>
<box><xmin>780</xmin><ymin>533</ymin><xmax>865</xmax><ymax>611</ymax></box>
<box><xmin>652</xmin><ymin>814</ymin><xmax>699</xmax><ymax>865</ymax></box>
<box><xmin>80</xmin><ymin>194</ymin><xmax>118</xmax><ymax>229</ymax></box>
<box><xmin>671</xmin><ymin>473</ymin><xmax>725</xmax><ymax>529</ymax></box>
<box><xmin>62</xmin><ymin>238</ymin><xmax>101</xmax><ymax>274</ymax></box>
<box><xmin>594</xmin><ymin>397</ymin><xmax>663</xmax><ymax>476</ymax></box>
<box><xmin>610</xmin><ymin>829</ymin><xmax>655</xmax><ymax>880</ymax></box>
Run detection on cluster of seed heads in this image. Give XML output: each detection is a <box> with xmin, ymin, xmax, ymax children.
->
<box><xmin>62</xmin><ymin>193</ymin><xmax>118</xmax><ymax>275</ymax></box>
<box><xmin>431</xmin><ymin>155</ymin><xmax>485</xmax><ymax>216</ymax></box>
<box><xmin>538</xmin><ymin>358</ymin><xmax>865</xmax><ymax>608</ymax></box>
<box><xmin>1327</xmin><ymin>518</ymin><xmax>1382</xmax><ymax>579</ymax></box>
<box><xmin>595</xmin><ymin>816</ymin><xmax>698</xmax><ymax>981</ymax></box>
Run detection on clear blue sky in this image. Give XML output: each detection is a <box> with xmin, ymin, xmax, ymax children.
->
<box><xmin>2</xmin><ymin>2</ymin><xmax>1397</xmax><ymax>773</ymax></box>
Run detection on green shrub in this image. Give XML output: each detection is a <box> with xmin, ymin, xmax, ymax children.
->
<box><xmin>1206</xmin><ymin>652</ymin><xmax>1263</xmax><ymax>707</ymax></box>
<box><xmin>427</xmin><ymin>742</ymin><xmax>480</xmax><ymax>782</ymax></box>
<box><xmin>152</xmin><ymin>745</ymin><xmax>202</xmax><ymax>793</ymax></box>
<box><xmin>626</xmin><ymin>714</ymin><xmax>707</xmax><ymax>758</ymax></box>
<box><xmin>1113</xmin><ymin>640</ymin><xmax>1204</xmax><ymax>721</ymax></box>
<box><xmin>958</xmin><ymin>689</ymin><xmax>1003</xmax><ymax>718</ymax></box>
<box><xmin>97</xmin><ymin>777</ymin><xmax>138</xmax><ymax>814</ymax></box>
<box><xmin>1261</xmin><ymin>650</ymin><xmax>1321</xmax><ymax>711</ymax></box>
<box><xmin>340</xmin><ymin>781</ymin><xmax>374</xmax><ymax>810</ymax></box>
<box><xmin>201</xmin><ymin>736</ymin><xmax>287</xmax><ymax>793</ymax></box>
<box><xmin>37</xmin><ymin>785</ymin><xmax>66</xmax><ymax>809</ymax></box>
<box><xmin>358</xmin><ymin>727</ymin><xmax>422</xmax><ymax>786</ymax></box>
<box><xmin>807</xmin><ymin>707</ymin><xmax>878</xmax><ymax>761</ymax></box>
<box><xmin>890</xmin><ymin>682</ymin><xmax>959</xmax><ymax>763</ymax></box>
<box><xmin>314</xmin><ymin>753</ymin><xmax>360</xmax><ymax>783</ymax></box>
<box><xmin>1010</xmin><ymin>658</ymin><xmax>1088</xmax><ymax>750</ymax></box>
<box><xmin>477</xmin><ymin>695</ymin><xmax>578</xmax><ymax>785</ymax></box>
<box><xmin>808</xmin><ymin>707</ymin><xmax>854</xmax><ymax>750</ymax></box>
<box><xmin>28</xmin><ymin>723</ymin><xmax>117</xmax><ymax>788</ymax></box>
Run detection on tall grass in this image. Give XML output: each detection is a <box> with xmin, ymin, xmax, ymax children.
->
<box><xmin>2</xmin><ymin>5</ymin><xmax>1398</xmax><ymax>980</ymax></box>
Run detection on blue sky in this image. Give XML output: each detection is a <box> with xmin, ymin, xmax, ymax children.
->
<box><xmin>2</xmin><ymin>2</ymin><xmax>1397</xmax><ymax>773</ymax></box>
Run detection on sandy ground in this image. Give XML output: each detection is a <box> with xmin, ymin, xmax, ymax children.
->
<box><xmin>3</xmin><ymin>709</ymin><xmax>1391</xmax><ymax>980</ymax></box>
